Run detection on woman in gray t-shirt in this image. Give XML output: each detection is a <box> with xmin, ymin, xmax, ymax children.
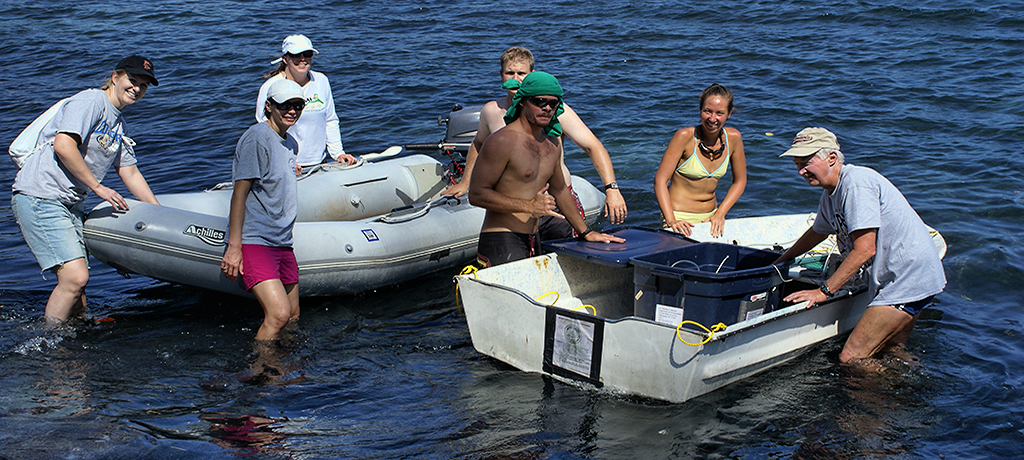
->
<box><xmin>11</xmin><ymin>56</ymin><xmax>160</xmax><ymax>327</ymax></box>
<box><xmin>221</xmin><ymin>79</ymin><xmax>303</xmax><ymax>342</ymax></box>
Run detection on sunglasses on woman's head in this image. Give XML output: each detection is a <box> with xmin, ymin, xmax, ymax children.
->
<box><xmin>286</xmin><ymin>51</ymin><xmax>314</xmax><ymax>59</ymax></box>
<box><xmin>526</xmin><ymin>96</ymin><xmax>561</xmax><ymax>109</ymax></box>
<box><xmin>273</xmin><ymin>100</ymin><xmax>305</xmax><ymax>112</ymax></box>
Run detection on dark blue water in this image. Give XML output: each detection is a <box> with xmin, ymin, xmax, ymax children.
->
<box><xmin>2</xmin><ymin>0</ymin><xmax>1023</xmax><ymax>458</ymax></box>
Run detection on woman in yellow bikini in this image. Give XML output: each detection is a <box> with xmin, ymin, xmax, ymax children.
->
<box><xmin>654</xmin><ymin>84</ymin><xmax>747</xmax><ymax>237</ymax></box>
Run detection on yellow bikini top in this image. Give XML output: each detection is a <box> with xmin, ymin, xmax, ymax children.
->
<box><xmin>675</xmin><ymin>131</ymin><xmax>731</xmax><ymax>180</ymax></box>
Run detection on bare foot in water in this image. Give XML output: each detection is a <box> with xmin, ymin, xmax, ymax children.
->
<box><xmin>881</xmin><ymin>343</ymin><xmax>920</xmax><ymax>366</ymax></box>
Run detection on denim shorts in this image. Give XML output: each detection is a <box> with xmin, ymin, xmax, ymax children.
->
<box><xmin>11</xmin><ymin>193</ymin><xmax>88</xmax><ymax>272</ymax></box>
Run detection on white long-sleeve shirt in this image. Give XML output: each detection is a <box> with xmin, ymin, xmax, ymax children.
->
<box><xmin>256</xmin><ymin>70</ymin><xmax>345</xmax><ymax>166</ymax></box>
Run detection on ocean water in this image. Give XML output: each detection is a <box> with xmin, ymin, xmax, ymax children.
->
<box><xmin>1</xmin><ymin>0</ymin><xmax>1023</xmax><ymax>458</ymax></box>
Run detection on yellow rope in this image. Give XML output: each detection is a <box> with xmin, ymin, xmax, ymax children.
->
<box><xmin>535</xmin><ymin>292</ymin><xmax>596</xmax><ymax>315</ymax></box>
<box><xmin>534</xmin><ymin>291</ymin><xmax>596</xmax><ymax>315</ymax></box>
<box><xmin>572</xmin><ymin>304</ymin><xmax>597</xmax><ymax>315</ymax></box>
<box><xmin>535</xmin><ymin>291</ymin><xmax>560</xmax><ymax>305</ymax></box>
<box><xmin>676</xmin><ymin>321</ymin><xmax>727</xmax><ymax>346</ymax></box>
<box><xmin>454</xmin><ymin>265</ymin><xmax>480</xmax><ymax>316</ymax></box>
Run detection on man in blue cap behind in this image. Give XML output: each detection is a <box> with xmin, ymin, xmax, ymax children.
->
<box><xmin>468</xmin><ymin>72</ymin><xmax>623</xmax><ymax>267</ymax></box>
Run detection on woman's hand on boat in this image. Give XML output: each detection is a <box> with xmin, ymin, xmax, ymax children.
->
<box><xmin>221</xmin><ymin>245</ymin><xmax>243</xmax><ymax>281</ymax></box>
<box><xmin>664</xmin><ymin>219</ymin><xmax>694</xmax><ymax>236</ymax></box>
<box><xmin>94</xmin><ymin>184</ymin><xmax>130</xmax><ymax>211</ymax></box>
<box><xmin>705</xmin><ymin>214</ymin><xmax>726</xmax><ymax>238</ymax></box>
<box><xmin>784</xmin><ymin>288</ymin><xmax>827</xmax><ymax>307</ymax></box>
<box><xmin>336</xmin><ymin>154</ymin><xmax>359</xmax><ymax>166</ymax></box>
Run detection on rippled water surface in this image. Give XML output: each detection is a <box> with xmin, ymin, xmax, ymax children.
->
<box><xmin>1</xmin><ymin>0</ymin><xmax>1023</xmax><ymax>458</ymax></box>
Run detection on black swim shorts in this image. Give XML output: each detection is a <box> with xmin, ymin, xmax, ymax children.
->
<box><xmin>476</xmin><ymin>231</ymin><xmax>541</xmax><ymax>268</ymax></box>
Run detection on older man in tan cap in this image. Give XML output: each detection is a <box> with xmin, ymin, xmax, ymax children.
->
<box><xmin>773</xmin><ymin>127</ymin><xmax>945</xmax><ymax>365</ymax></box>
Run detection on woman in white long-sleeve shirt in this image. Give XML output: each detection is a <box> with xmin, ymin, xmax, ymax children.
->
<box><xmin>255</xmin><ymin>34</ymin><xmax>357</xmax><ymax>168</ymax></box>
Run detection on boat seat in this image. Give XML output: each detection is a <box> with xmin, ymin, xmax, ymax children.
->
<box><xmin>474</xmin><ymin>254</ymin><xmax>582</xmax><ymax>308</ymax></box>
<box><xmin>401</xmin><ymin>161</ymin><xmax>448</xmax><ymax>202</ymax></box>
<box><xmin>474</xmin><ymin>254</ymin><xmax>634</xmax><ymax>318</ymax></box>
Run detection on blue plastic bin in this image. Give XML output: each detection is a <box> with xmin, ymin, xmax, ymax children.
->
<box><xmin>630</xmin><ymin>242</ymin><xmax>789</xmax><ymax>327</ymax></box>
<box><xmin>542</xmin><ymin>226</ymin><xmax>697</xmax><ymax>268</ymax></box>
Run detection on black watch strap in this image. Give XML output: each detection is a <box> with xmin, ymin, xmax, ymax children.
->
<box><xmin>603</xmin><ymin>181</ymin><xmax>619</xmax><ymax>191</ymax></box>
<box><xmin>820</xmin><ymin>285</ymin><xmax>834</xmax><ymax>298</ymax></box>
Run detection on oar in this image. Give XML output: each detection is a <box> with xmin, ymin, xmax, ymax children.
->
<box><xmin>298</xmin><ymin>145</ymin><xmax>402</xmax><ymax>178</ymax></box>
<box><xmin>359</xmin><ymin>145</ymin><xmax>404</xmax><ymax>161</ymax></box>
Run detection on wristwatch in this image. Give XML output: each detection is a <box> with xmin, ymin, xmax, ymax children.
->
<box><xmin>603</xmin><ymin>182</ymin><xmax>619</xmax><ymax>192</ymax></box>
<box><xmin>819</xmin><ymin>284</ymin><xmax>835</xmax><ymax>298</ymax></box>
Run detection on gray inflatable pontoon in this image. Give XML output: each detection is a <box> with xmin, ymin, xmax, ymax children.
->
<box><xmin>83</xmin><ymin>154</ymin><xmax>605</xmax><ymax>297</ymax></box>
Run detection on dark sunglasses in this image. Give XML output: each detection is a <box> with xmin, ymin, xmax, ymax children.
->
<box><xmin>286</xmin><ymin>51</ymin><xmax>315</xmax><ymax>59</ymax></box>
<box><xmin>273</xmin><ymin>100</ymin><xmax>305</xmax><ymax>112</ymax></box>
<box><xmin>526</xmin><ymin>96</ymin><xmax>561</xmax><ymax>109</ymax></box>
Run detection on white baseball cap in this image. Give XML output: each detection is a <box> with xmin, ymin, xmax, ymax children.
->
<box><xmin>281</xmin><ymin>34</ymin><xmax>318</xmax><ymax>55</ymax></box>
<box><xmin>267</xmin><ymin>79</ymin><xmax>304</xmax><ymax>104</ymax></box>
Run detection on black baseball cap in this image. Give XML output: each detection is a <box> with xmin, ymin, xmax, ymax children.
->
<box><xmin>115</xmin><ymin>55</ymin><xmax>159</xmax><ymax>86</ymax></box>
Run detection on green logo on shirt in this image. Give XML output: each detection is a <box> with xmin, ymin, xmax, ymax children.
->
<box><xmin>306</xmin><ymin>94</ymin><xmax>325</xmax><ymax>110</ymax></box>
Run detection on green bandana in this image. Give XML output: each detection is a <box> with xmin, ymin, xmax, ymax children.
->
<box><xmin>503</xmin><ymin>71</ymin><xmax>565</xmax><ymax>137</ymax></box>
<box><xmin>501</xmin><ymin>79</ymin><xmax>521</xmax><ymax>91</ymax></box>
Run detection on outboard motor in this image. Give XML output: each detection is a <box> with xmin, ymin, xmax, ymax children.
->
<box><xmin>405</xmin><ymin>103</ymin><xmax>482</xmax><ymax>156</ymax></box>
<box><xmin>439</xmin><ymin>103</ymin><xmax>482</xmax><ymax>155</ymax></box>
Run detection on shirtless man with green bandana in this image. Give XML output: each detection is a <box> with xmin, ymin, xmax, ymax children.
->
<box><xmin>469</xmin><ymin>71</ymin><xmax>623</xmax><ymax>268</ymax></box>
<box><xmin>444</xmin><ymin>47</ymin><xmax>627</xmax><ymax>236</ymax></box>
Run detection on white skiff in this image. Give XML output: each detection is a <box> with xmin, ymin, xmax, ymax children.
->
<box><xmin>454</xmin><ymin>214</ymin><xmax>946</xmax><ymax>403</ymax></box>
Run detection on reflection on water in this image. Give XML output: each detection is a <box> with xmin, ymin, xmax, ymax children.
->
<box><xmin>831</xmin><ymin>361</ymin><xmax>936</xmax><ymax>458</ymax></box>
<box><xmin>201</xmin><ymin>412</ymin><xmax>289</xmax><ymax>456</ymax></box>
<box><xmin>4</xmin><ymin>322</ymin><xmax>93</xmax><ymax>418</ymax></box>
<box><xmin>203</xmin><ymin>326</ymin><xmax>309</xmax><ymax>456</ymax></box>
<box><xmin>31</xmin><ymin>347</ymin><xmax>93</xmax><ymax>417</ymax></box>
<box><xmin>237</xmin><ymin>328</ymin><xmax>309</xmax><ymax>388</ymax></box>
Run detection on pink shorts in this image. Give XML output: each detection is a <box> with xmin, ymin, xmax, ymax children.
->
<box><xmin>240</xmin><ymin>245</ymin><xmax>299</xmax><ymax>291</ymax></box>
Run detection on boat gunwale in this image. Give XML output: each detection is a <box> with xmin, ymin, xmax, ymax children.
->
<box><xmin>455</xmin><ymin>255</ymin><xmax>871</xmax><ymax>345</ymax></box>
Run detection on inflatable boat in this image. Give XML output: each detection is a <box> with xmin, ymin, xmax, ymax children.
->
<box><xmin>83</xmin><ymin>153</ymin><xmax>605</xmax><ymax>297</ymax></box>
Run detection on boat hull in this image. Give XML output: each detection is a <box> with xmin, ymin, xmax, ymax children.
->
<box><xmin>455</xmin><ymin>214</ymin><xmax>947</xmax><ymax>403</ymax></box>
<box><xmin>84</xmin><ymin>154</ymin><xmax>605</xmax><ymax>296</ymax></box>
<box><xmin>457</xmin><ymin>253</ymin><xmax>868</xmax><ymax>403</ymax></box>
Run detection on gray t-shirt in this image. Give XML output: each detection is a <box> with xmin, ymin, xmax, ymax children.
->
<box><xmin>231</xmin><ymin>122</ymin><xmax>298</xmax><ymax>247</ymax></box>
<box><xmin>13</xmin><ymin>89</ymin><xmax>137</xmax><ymax>205</ymax></box>
<box><xmin>812</xmin><ymin>164</ymin><xmax>946</xmax><ymax>306</ymax></box>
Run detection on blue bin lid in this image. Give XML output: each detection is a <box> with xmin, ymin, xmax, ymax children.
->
<box><xmin>542</xmin><ymin>226</ymin><xmax>698</xmax><ymax>267</ymax></box>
